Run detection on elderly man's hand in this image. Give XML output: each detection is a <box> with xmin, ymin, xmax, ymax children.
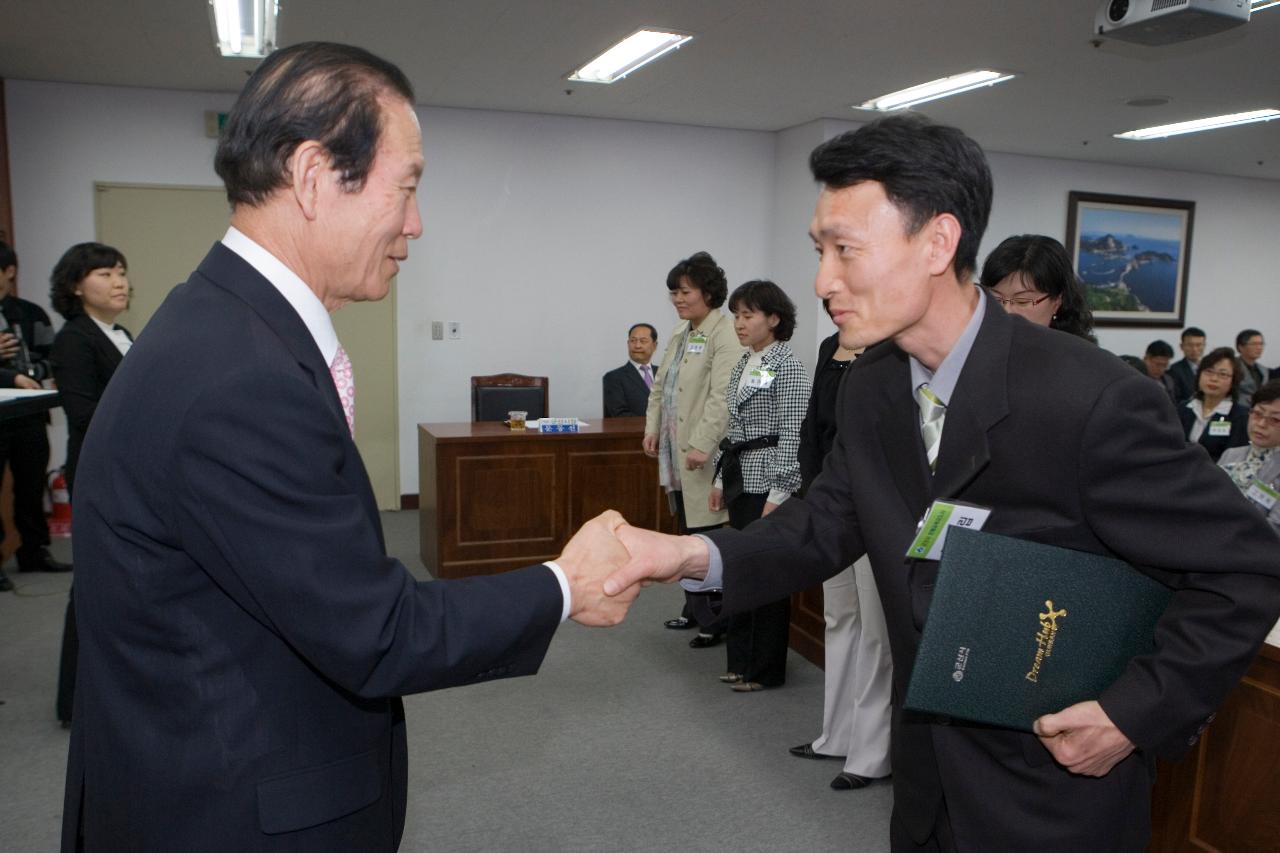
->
<box><xmin>1034</xmin><ymin>700</ymin><xmax>1135</xmax><ymax>776</ymax></box>
<box><xmin>558</xmin><ymin>511</ymin><xmax>641</xmax><ymax>627</ymax></box>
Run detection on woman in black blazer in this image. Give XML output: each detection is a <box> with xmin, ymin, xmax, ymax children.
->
<box><xmin>1177</xmin><ymin>346</ymin><xmax>1249</xmax><ymax>463</ymax></box>
<box><xmin>49</xmin><ymin>242</ymin><xmax>133</xmax><ymax>726</ymax></box>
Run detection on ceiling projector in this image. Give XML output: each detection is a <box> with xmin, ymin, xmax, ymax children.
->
<box><xmin>1096</xmin><ymin>0</ymin><xmax>1251</xmax><ymax>45</ymax></box>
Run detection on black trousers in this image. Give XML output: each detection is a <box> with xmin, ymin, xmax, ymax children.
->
<box><xmin>0</xmin><ymin>414</ymin><xmax>51</xmax><ymax>562</ymax></box>
<box><xmin>671</xmin><ymin>490</ymin><xmax>724</xmax><ymax>633</ymax></box>
<box><xmin>724</xmin><ymin>492</ymin><xmax>790</xmax><ymax>686</ymax></box>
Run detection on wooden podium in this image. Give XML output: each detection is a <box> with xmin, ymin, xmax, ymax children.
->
<box><xmin>418</xmin><ymin>417</ymin><xmax>674</xmax><ymax>578</ymax></box>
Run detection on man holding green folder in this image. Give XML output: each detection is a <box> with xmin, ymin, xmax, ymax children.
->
<box><xmin>604</xmin><ymin>114</ymin><xmax>1280</xmax><ymax>852</ymax></box>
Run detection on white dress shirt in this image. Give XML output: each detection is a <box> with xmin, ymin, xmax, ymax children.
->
<box><xmin>89</xmin><ymin>315</ymin><xmax>132</xmax><ymax>356</ymax></box>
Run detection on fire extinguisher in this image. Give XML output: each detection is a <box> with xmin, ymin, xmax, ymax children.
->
<box><xmin>48</xmin><ymin>468</ymin><xmax>72</xmax><ymax>538</ymax></box>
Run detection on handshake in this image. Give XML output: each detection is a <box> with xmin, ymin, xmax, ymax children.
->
<box><xmin>559</xmin><ymin>511</ymin><xmax>712</xmax><ymax>627</ymax></box>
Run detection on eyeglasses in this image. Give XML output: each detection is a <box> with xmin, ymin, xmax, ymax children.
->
<box><xmin>1249</xmin><ymin>408</ymin><xmax>1280</xmax><ymax>428</ymax></box>
<box><xmin>1201</xmin><ymin>368</ymin><xmax>1234</xmax><ymax>380</ymax></box>
<box><xmin>986</xmin><ymin>288</ymin><xmax>1051</xmax><ymax>308</ymax></box>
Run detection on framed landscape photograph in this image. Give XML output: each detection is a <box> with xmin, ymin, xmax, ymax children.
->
<box><xmin>1065</xmin><ymin>191</ymin><xmax>1194</xmax><ymax>328</ymax></box>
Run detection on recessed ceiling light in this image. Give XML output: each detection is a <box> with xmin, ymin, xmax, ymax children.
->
<box><xmin>568</xmin><ymin>29</ymin><xmax>693</xmax><ymax>84</ymax></box>
<box><xmin>1115</xmin><ymin>109</ymin><xmax>1280</xmax><ymax>140</ymax></box>
<box><xmin>208</xmin><ymin>0</ymin><xmax>278</xmax><ymax>58</ymax></box>
<box><xmin>855</xmin><ymin>70</ymin><xmax>1016</xmax><ymax>112</ymax></box>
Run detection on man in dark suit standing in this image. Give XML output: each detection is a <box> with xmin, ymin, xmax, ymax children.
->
<box><xmin>63</xmin><ymin>42</ymin><xmax>637</xmax><ymax>853</ymax></box>
<box><xmin>1167</xmin><ymin>326</ymin><xmax>1205</xmax><ymax>404</ymax></box>
<box><xmin>605</xmin><ymin>115</ymin><xmax>1280</xmax><ymax>852</ymax></box>
<box><xmin>602</xmin><ymin>322</ymin><xmax>658</xmax><ymax>417</ymax></box>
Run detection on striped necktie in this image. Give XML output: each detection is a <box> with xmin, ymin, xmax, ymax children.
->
<box><xmin>915</xmin><ymin>383</ymin><xmax>946</xmax><ymax>471</ymax></box>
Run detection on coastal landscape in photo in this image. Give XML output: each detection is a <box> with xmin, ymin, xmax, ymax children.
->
<box><xmin>1074</xmin><ymin>206</ymin><xmax>1186</xmax><ymax>314</ymax></box>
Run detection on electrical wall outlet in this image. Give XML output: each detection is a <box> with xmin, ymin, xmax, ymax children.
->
<box><xmin>431</xmin><ymin>321</ymin><xmax>444</xmax><ymax>340</ymax></box>
<box><xmin>447</xmin><ymin>322</ymin><xmax>462</xmax><ymax>340</ymax></box>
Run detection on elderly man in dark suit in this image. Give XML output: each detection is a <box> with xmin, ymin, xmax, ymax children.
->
<box><xmin>63</xmin><ymin>42</ymin><xmax>637</xmax><ymax>853</ymax></box>
<box><xmin>605</xmin><ymin>115</ymin><xmax>1280</xmax><ymax>853</ymax></box>
<box><xmin>602</xmin><ymin>322</ymin><xmax>658</xmax><ymax>417</ymax></box>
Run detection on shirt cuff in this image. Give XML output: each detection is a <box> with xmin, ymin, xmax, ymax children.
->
<box><xmin>543</xmin><ymin>561</ymin><xmax>572</xmax><ymax>623</ymax></box>
<box><xmin>680</xmin><ymin>535</ymin><xmax>724</xmax><ymax>592</ymax></box>
<box><xmin>766</xmin><ymin>489</ymin><xmax>790</xmax><ymax>507</ymax></box>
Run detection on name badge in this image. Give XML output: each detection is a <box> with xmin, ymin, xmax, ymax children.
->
<box><xmin>905</xmin><ymin>500</ymin><xmax>992</xmax><ymax>561</ymax></box>
<box><xmin>1246</xmin><ymin>479</ymin><xmax>1280</xmax><ymax>511</ymax></box>
<box><xmin>1208</xmin><ymin>420</ymin><xmax>1232</xmax><ymax>438</ymax></box>
<box><xmin>687</xmin><ymin>333</ymin><xmax>707</xmax><ymax>355</ymax></box>
<box><xmin>746</xmin><ymin>368</ymin><xmax>775</xmax><ymax>389</ymax></box>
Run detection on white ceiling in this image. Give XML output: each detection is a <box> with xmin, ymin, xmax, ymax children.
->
<box><xmin>2</xmin><ymin>0</ymin><xmax>1278</xmax><ymax>180</ymax></box>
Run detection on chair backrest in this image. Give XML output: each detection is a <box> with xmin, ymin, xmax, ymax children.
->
<box><xmin>471</xmin><ymin>374</ymin><xmax>549</xmax><ymax>422</ymax></box>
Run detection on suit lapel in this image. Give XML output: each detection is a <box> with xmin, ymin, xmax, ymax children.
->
<box><xmin>77</xmin><ymin>315</ymin><xmax>125</xmax><ymax>372</ymax></box>
<box><xmin>194</xmin><ymin>243</ymin><xmax>347</xmax><ymax>432</ymax></box>
<box><xmin>930</xmin><ymin>295</ymin><xmax>1011</xmax><ymax>500</ymax></box>
<box><xmin>869</xmin><ymin>347</ymin><xmax>932</xmax><ymax>518</ymax></box>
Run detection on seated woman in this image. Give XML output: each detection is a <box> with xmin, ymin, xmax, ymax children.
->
<box><xmin>710</xmin><ymin>280</ymin><xmax>809</xmax><ymax>692</ymax></box>
<box><xmin>1178</xmin><ymin>346</ymin><xmax>1249</xmax><ymax>463</ymax></box>
<box><xmin>979</xmin><ymin>234</ymin><xmax>1094</xmax><ymax>340</ymax></box>
<box><xmin>1218</xmin><ymin>379</ymin><xmax>1280</xmax><ymax>529</ymax></box>
<box><xmin>49</xmin><ymin>241</ymin><xmax>134</xmax><ymax>727</ymax></box>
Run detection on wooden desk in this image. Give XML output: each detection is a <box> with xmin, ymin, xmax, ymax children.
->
<box><xmin>418</xmin><ymin>417</ymin><xmax>674</xmax><ymax>578</ymax></box>
<box><xmin>1149</xmin><ymin>641</ymin><xmax>1280</xmax><ymax>852</ymax></box>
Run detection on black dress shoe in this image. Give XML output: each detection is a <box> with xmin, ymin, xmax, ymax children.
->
<box><xmin>830</xmin><ymin>772</ymin><xmax>873</xmax><ymax>790</ymax></box>
<box><xmin>789</xmin><ymin>743</ymin><xmax>845</xmax><ymax>761</ymax></box>
<box><xmin>0</xmin><ymin>569</ymin><xmax>13</xmax><ymax>592</ymax></box>
<box><xmin>688</xmin><ymin>632</ymin><xmax>722</xmax><ymax>649</ymax></box>
<box><xmin>17</xmin><ymin>547</ymin><xmax>72</xmax><ymax>573</ymax></box>
<box><xmin>664</xmin><ymin>616</ymin><xmax>695</xmax><ymax>630</ymax></box>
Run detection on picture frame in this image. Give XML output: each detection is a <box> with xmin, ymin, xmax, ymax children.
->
<box><xmin>1065</xmin><ymin>191</ymin><xmax>1195</xmax><ymax>328</ymax></box>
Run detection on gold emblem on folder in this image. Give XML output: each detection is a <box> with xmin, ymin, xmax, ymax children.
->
<box><xmin>1025</xmin><ymin>600</ymin><xmax>1067</xmax><ymax>684</ymax></box>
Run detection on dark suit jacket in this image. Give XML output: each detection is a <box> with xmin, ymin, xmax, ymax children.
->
<box><xmin>1167</xmin><ymin>357</ymin><xmax>1197</xmax><ymax>404</ymax></box>
<box><xmin>63</xmin><ymin>244</ymin><xmax>564</xmax><ymax>852</ymax></box>
<box><xmin>1177</xmin><ymin>398</ymin><xmax>1250</xmax><ymax>462</ymax></box>
<box><xmin>602</xmin><ymin>361</ymin><xmax>651</xmax><ymax>417</ymax></box>
<box><xmin>705</xmin><ymin>296</ymin><xmax>1280</xmax><ymax>852</ymax></box>
<box><xmin>50</xmin><ymin>313</ymin><xmax>131</xmax><ymax>491</ymax></box>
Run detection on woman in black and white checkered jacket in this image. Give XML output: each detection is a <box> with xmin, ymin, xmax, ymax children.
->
<box><xmin>710</xmin><ymin>280</ymin><xmax>811</xmax><ymax>691</ymax></box>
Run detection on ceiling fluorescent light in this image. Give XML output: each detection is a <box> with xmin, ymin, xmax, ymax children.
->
<box><xmin>569</xmin><ymin>29</ymin><xmax>692</xmax><ymax>84</ymax></box>
<box><xmin>1251</xmin><ymin>1</ymin><xmax>1280</xmax><ymax>12</ymax></box>
<box><xmin>209</xmin><ymin>0</ymin><xmax>279</xmax><ymax>58</ymax></box>
<box><xmin>1114</xmin><ymin>109</ymin><xmax>1280</xmax><ymax>140</ymax></box>
<box><xmin>856</xmin><ymin>69</ymin><xmax>1016</xmax><ymax>112</ymax></box>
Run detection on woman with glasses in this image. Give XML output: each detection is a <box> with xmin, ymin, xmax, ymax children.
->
<box><xmin>1218</xmin><ymin>379</ymin><xmax>1280</xmax><ymax>529</ymax></box>
<box><xmin>1178</xmin><ymin>346</ymin><xmax>1249</xmax><ymax>462</ymax></box>
<box><xmin>979</xmin><ymin>234</ymin><xmax>1094</xmax><ymax>340</ymax></box>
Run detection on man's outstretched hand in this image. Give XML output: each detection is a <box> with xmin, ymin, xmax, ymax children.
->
<box><xmin>558</xmin><ymin>510</ymin><xmax>641</xmax><ymax>626</ymax></box>
<box><xmin>602</xmin><ymin>524</ymin><xmax>711</xmax><ymax>597</ymax></box>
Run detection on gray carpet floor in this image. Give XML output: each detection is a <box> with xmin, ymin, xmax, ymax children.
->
<box><xmin>0</xmin><ymin>512</ymin><xmax>891</xmax><ymax>852</ymax></box>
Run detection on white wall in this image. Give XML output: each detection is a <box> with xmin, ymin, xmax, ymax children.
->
<box><xmin>7</xmin><ymin>81</ymin><xmax>1279</xmax><ymax>493</ymax></box>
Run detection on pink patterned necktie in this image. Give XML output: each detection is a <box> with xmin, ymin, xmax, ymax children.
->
<box><xmin>641</xmin><ymin>364</ymin><xmax>653</xmax><ymax>389</ymax></box>
<box><xmin>330</xmin><ymin>345</ymin><xmax>355</xmax><ymax>437</ymax></box>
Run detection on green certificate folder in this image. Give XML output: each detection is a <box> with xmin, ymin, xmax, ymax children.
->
<box><xmin>904</xmin><ymin>528</ymin><xmax>1172</xmax><ymax>732</ymax></box>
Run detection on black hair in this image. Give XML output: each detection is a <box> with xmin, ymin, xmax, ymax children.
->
<box><xmin>1119</xmin><ymin>355</ymin><xmax>1149</xmax><ymax>377</ymax></box>
<box><xmin>665</xmin><ymin>251</ymin><xmax>728</xmax><ymax>309</ymax></box>
<box><xmin>214</xmin><ymin>42</ymin><xmax>415</xmax><ymax>208</ymax></box>
<box><xmin>1181</xmin><ymin>327</ymin><xmax>1206</xmax><ymax>341</ymax></box>
<box><xmin>1252</xmin><ymin>378</ymin><xmax>1280</xmax><ymax>408</ymax></box>
<box><xmin>727</xmin><ymin>280</ymin><xmax>797</xmax><ymax>342</ymax></box>
<box><xmin>978</xmin><ymin>234</ymin><xmax>1094</xmax><ymax>341</ymax></box>
<box><xmin>1237</xmin><ymin>328</ymin><xmax>1264</xmax><ymax>348</ymax></box>
<box><xmin>0</xmin><ymin>240</ymin><xmax>16</xmax><ymax>272</ymax></box>
<box><xmin>1145</xmin><ymin>340</ymin><xmax>1174</xmax><ymax>359</ymax></box>
<box><xmin>1196</xmin><ymin>346</ymin><xmax>1242</xmax><ymax>401</ymax></box>
<box><xmin>49</xmin><ymin>242</ymin><xmax>129</xmax><ymax>319</ymax></box>
<box><xmin>809</xmin><ymin>113</ymin><xmax>992</xmax><ymax>278</ymax></box>
<box><xmin>627</xmin><ymin>323</ymin><xmax>657</xmax><ymax>343</ymax></box>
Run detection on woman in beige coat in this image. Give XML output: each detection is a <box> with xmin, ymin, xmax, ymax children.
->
<box><xmin>644</xmin><ymin>251</ymin><xmax>739</xmax><ymax>646</ymax></box>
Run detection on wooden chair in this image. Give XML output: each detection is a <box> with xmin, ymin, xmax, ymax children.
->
<box><xmin>470</xmin><ymin>374</ymin><xmax>549</xmax><ymax>422</ymax></box>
